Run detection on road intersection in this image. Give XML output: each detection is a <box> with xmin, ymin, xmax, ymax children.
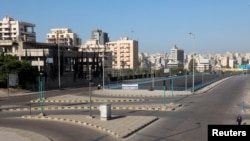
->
<box><xmin>0</xmin><ymin>75</ymin><xmax>250</xmax><ymax>141</ymax></box>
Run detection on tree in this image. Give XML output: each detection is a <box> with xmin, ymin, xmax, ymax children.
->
<box><xmin>0</xmin><ymin>53</ymin><xmax>38</xmax><ymax>88</ymax></box>
<box><xmin>170</xmin><ymin>67</ymin><xmax>185</xmax><ymax>76</ymax></box>
<box><xmin>188</xmin><ymin>58</ymin><xmax>197</xmax><ymax>73</ymax></box>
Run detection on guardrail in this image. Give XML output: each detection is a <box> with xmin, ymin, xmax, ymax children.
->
<box><xmin>105</xmin><ymin>73</ymin><xmax>236</xmax><ymax>92</ymax></box>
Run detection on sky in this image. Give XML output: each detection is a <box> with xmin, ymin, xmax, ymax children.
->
<box><xmin>1</xmin><ymin>0</ymin><xmax>250</xmax><ymax>54</ymax></box>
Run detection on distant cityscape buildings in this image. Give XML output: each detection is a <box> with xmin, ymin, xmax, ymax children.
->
<box><xmin>1</xmin><ymin>16</ymin><xmax>250</xmax><ymax>75</ymax></box>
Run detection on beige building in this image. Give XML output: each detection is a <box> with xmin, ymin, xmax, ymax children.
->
<box><xmin>46</xmin><ymin>28</ymin><xmax>81</xmax><ymax>46</ymax></box>
<box><xmin>106</xmin><ymin>37</ymin><xmax>138</xmax><ymax>69</ymax></box>
<box><xmin>221</xmin><ymin>56</ymin><xmax>229</xmax><ymax>68</ymax></box>
<box><xmin>0</xmin><ymin>16</ymin><xmax>36</xmax><ymax>42</ymax></box>
<box><xmin>245</xmin><ymin>53</ymin><xmax>250</xmax><ymax>60</ymax></box>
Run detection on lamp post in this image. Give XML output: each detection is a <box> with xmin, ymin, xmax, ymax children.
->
<box><xmin>102</xmin><ymin>47</ymin><xmax>105</xmax><ymax>89</ymax></box>
<box><xmin>38</xmin><ymin>72</ymin><xmax>45</xmax><ymax>116</ymax></box>
<box><xmin>189</xmin><ymin>32</ymin><xmax>195</xmax><ymax>94</ymax></box>
<box><xmin>57</xmin><ymin>30</ymin><xmax>61</xmax><ymax>88</ymax></box>
<box><xmin>88</xmin><ymin>67</ymin><xmax>92</xmax><ymax>117</ymax></box>
<box><xmin>185</xmin><ymin>69</ymin><xmax>187</xmax><ymax>91</ymax></box>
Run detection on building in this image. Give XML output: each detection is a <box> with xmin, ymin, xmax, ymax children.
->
<box><xmin>80</xmin><ymin>39</ymin><xmax>112</xmax><ymax>71</ymax></box>
<box><xmin>46</xmin><ymin>28</ymin><xmax>81</xmax><ymax>46</ymax></box>
<box><xmin>107</xmin><ymin>37</ymin><xmax>138</xmax><ymax>69</ymax></box>
<box><xmin>221</xmin><ymin>56</ymin><xmax>229</xmax><ymax>68</ymax></box>
<box><xmin>229</xmin><ymin>58</ymin><xmax>236</xmax><ymax>68</ymax></box>
<box><xmin>0</xmin><ymin>16</ymin><xmax>36</xmax><ymax>42</ymax></box>
<box><xmin>167</xmin><ymin>45</ymin><xmax>184</xmax><ymax>68</ymax></box>
<box><xmin>91</xmin><ymin>29</ymin><xmax>109</xmax><ymax>45</ymax></box>
<box><xmin>0</xmin><ymin>39</ymin><xmax>103</xmax><ymax>89</ymax></box>
<box><xmin>197</xmin><ymin>59</ymin><xmax>211</xmax><ymax>72</ymax></box>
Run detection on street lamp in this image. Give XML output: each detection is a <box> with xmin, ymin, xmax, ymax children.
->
<box><xmin>38</xmin><ymin>72</ymin><xmax>45</xmax><ymax>116</ymax></box>
<box><xmin>56</xmin><ymin>30</ymin><xmax>61</xmax><ymax>88</ymax></box>
<box><xmin>189</xmin><ymin>32</ymin><xmax>195</xmax><ymax>94</ymax></box>
<box><xmin>102</xmin><ymin>46</ymin><xmax>105</xmax><ymax>89</ymax></box>
<box><xmin>185</xmin><ymin>69</ymin><xmax>187</xmax><ymax>91</ymax></box>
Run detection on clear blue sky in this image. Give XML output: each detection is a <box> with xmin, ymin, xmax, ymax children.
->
<box><xmin>1</xmin><ymin>0</ymin><xmax>250</xmax><ymax>54</ymax></box>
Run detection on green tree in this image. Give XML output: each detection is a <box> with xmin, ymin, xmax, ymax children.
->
<box><xmin>188</xmin><ymin>59</ymin><xmax>197</xmax><ymax>73</ymax></box>
<box><xmin>170</xmin><ymin>67</ymin><xmax>185</xmax><ymax>76</ymax></box>
<box><xmin>0</xmin><ymin>53</ymin><xmax>38</xmax><ymax>88</ymax></box>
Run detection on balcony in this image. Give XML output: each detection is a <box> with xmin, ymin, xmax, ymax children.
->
<box><xmin>1</xmin><ymin>25</ymin><xmax>10</xmax><ymax>28</ymax></box>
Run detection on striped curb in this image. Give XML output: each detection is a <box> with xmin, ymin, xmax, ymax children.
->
<box><xmin>92</xmin><ymin>92</ymin><xmax>227</xmax><ymax>97</ymax></box>
<box><xmin>21</xmin><ymin>115</ymin><xmax>120</xmax><ymax>138</ymax></box>
<box><xmin>91</xmin><ymin>93</ymin><xmax>185</xmax><ymax>98</ymax></box>
<box><xmin>21</xmin><ymin>115</ymin><xmax>159</xmax><ymax>138</ymax></box>
<box><xmin>1</xmin><ymin>104</ymin><xmax>182</xmax><ymax>112</ymax></box>
<box><xmin>30</xmin><ymin>99</ymin><xmax>145</xmax><ymax>103</ymax></box>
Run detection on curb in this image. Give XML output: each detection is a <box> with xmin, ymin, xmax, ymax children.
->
<box><xmin>21</xmin><ymin>115</ymin><xmax>121</xmax><ymax>138</ymax></box>
<box><xmin>91</xmin><ymin>93</ymin><xmax>189</xmax><ymax>98</ymax></box>
<box><xmin>1</xmin><ymin>104</ymin><xmax>182</xmax><ymax>112</ymax></box>
<box><xmin>30</xmin><ymin>99</ymin><xmax>145</xmax><ymax>103</ymax></box>
<box><xmin>21</xmin><ymin>115</ymin><xmax>159</xmax><ymax>138</ymax></box>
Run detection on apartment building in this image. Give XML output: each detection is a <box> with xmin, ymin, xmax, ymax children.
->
<box><xmin>0</xmin><ymin>16</ymin><xmax>36</xmax><ymax>42</ymax></box>
<box><xmin>107</xmin><ymin>37</ymin><xmax>138</xmax><ymax>69</ymax></box>
<box><xmin>46</xmin><ymin>28</ymin><xmax>81</xmax><ymax>46</ymax></box>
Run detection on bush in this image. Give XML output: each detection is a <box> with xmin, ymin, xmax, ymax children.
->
<box><xmin>148</xmin><ymin>86</ymin><xmax>154</xmax><ymax>91</ymax></box>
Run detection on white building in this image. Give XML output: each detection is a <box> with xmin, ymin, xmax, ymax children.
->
<box><xmin>197</xmin><ymin>59</ymin><xmax>211</xmax><ymax>72</ymax></box>
<box><xmin>0</xmin><ymin>16</ymin><xmax>36</xmax><ymax>42</ymax></box>
<box><xmin>46</xmin><ymin>28</ymin><xmax>81</xmax><ymax>46</ymax></box>
<box><xmin>167</xmin><ymin>45</ymin><xmax>184</xmax><ymax>68</ymax></box>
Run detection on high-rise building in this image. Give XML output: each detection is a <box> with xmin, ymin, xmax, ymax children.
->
<box><xmin>91</xmin><ymin>29</ymin><xmax>109</xmax><ymax>45</ymax></box>
<box><xmin>168</xmin><ymin>44</ymin><xmax>184</xmax><ymax>68</ymax></box>
<box><xmin>107</xmin><ymin>37</ymin><xmax>138</xmax><ymax>69</ymax></box>
<box><xmin>46</xmin><ymin>28</ymin><xmax>81</xmax><ymax>46</ymax></box>
<box><xmin>0</xmin><ymin>16</ymin><xmax>36</xmax><ymax>41</ymax></box>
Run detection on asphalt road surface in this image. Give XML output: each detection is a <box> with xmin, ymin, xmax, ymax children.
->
<box><xmin>123</xmin><ymin>74</ymin><xmax>250</xmax><ymax>141</ymax></box>
<box><xmin>0</xmin><ymin>75</ymin><xmax>250</xmax><ymax>141</ymax></box>
<box><xmin>0</xmin><ymin>117</ymin><xmax>116</xmax><ymax>141</ymax></box>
